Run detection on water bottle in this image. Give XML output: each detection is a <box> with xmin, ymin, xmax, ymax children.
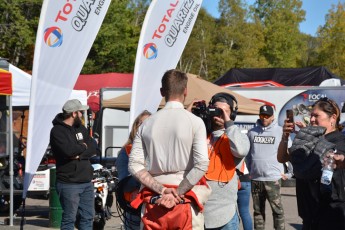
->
<box><xmin>320</xmin><ymin>149</ymin><xmax>336</xmax><ymax>185</ymax></box>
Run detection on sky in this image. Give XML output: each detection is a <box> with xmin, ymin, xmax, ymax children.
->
<box><xmin>201</xmin><ymin>0</ymin><xmax>345</xmax><ymax>36</ymax></box>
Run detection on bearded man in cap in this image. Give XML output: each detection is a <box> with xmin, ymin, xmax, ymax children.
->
<box><xmin>50</xmin><ymin>99</ymin><xmax>98</xmax><ymax>229</ymax></box>
<box><xmin>247</xmin><ymin>105</ymin><xmax>286</xmax><ymax>230</ymax></box>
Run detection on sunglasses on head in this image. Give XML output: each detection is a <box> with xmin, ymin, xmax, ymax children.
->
<box><xmin>319</xmin><ymin>97</ymin><xmax>331</xmax><ymax>103</ymax></box>
<box><xmin>259</xmin><ymin>114</ymin><xmax>271</xmax><ymax>119</ymax></box>
<box><xmin>315</xmin><ymin>97</ymin><xmax>340</xmax><ymax>115</ymax></box>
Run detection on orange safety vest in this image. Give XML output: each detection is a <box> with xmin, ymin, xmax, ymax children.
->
<box><xmin>237</xmin><ymin>161</ymin><xmax>246</xmax><ymax>189</ymax></box>
<box><xmin>205</xmin><ymin>133</ymin><xmax>236</xmax><ymax>183</ymax></box>
<box><xmin>239</xmin><ymin>160</ymin><xmax>246</xmax><ymax>174</ymax></box>
<box><xmin>125</xmin><ymin>143</ymin><xmax>132</xmax><ymax>156</ymax></box>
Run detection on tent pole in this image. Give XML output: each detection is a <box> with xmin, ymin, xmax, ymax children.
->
<box><xmin>8</xmin><ymin>95</ymin><xmax>14</xmax><ymax>226</ymax></box>
<box><xmin>18</xmin><ymin>110</ymin><xmax>25</xmax><ymax>154</ymax></box>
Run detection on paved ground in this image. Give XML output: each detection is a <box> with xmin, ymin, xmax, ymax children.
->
<box><xmin>0</xmin><ymin>186</ymin><xmax>302</xmax><ymax>230</ymax></box>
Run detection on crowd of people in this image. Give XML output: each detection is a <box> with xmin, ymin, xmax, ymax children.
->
<box><xmin>50</xmin><ymin>69</ymin><xmax>345</xmax><ymax>230</ymax></box>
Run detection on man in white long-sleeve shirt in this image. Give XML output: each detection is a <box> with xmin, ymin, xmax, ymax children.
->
<box><xmin>128</xmin><ymin>69</ymin><xmax>210</xmax><ymax>229</ymax></box>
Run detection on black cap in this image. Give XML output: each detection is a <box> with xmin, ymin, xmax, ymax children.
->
<box><xmin>259</xmin><ymin>105</ymin><xmax>274</xmax><ymax>116</ymax></box>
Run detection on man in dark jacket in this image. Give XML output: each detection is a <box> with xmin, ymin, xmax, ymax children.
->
<box><xmin>50</xmin><ymin>99</ymin><xmax>97</xmax><ymax>229</ymax></box>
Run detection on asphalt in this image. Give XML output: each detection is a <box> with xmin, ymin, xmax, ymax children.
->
<box><xmin>0</xmin><ymin>186</ymin><xmax>302</xmax><ymax>230</ymax></box>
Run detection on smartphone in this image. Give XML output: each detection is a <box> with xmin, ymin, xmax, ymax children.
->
<box><xmin>286</xmin><ymin>109</ymin><xmax>294</xmax><ymax>123</ymax></box>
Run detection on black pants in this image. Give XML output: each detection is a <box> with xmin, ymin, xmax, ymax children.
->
<box><xmin>295</xmin><ymin>178</ymin><xmax>320</xmax><ymax>230</ymax></box>
<box><xmin>317</xmin><ymin>197</ymin><xmax>345</xmax><ymax>230</ymax></box>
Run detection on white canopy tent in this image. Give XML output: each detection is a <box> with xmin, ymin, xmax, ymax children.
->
<box><xmin>9</xmin><ymin>65</ymin><xmax>31</xmax><ymax>107</ymax></box>
<box><xmin>319</xmin><ymin>78</ymin><xmax>344</xmax><ymax>87</ymax></box>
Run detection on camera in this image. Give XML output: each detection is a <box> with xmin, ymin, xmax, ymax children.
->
<box><xmin>192</xmin><ymin>100</ymin><xmax>223</xmax><ymax>132</ymax></box>
<box><xmin>192</xmin><ymin>101</ymin><xmax>223</xmax><ymax>119</ymax></box>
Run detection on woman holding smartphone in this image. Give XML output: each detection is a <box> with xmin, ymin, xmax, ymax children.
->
<box><xmin>277</xmin><ymin>97</ymin><xmax>345</xmax><ymax>230</ymax></box>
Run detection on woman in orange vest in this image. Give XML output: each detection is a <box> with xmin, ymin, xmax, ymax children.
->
<box><xmin>115</xmin><ymin>110</ymin><xmax>151</xmax><ymax>230</ymax></box>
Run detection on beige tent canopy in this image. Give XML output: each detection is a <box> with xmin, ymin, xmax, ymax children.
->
<box><xmin>102</xmin><ymin>74</ymin><xmax>261</xmax><ymax>115</ymax></box>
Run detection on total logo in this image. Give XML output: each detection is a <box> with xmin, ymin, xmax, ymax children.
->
<box><xmin>143</xmin><ymin>43</ymin><xmax>158</xmax><ymax>60</ymax></box>
<box><xmin>44</xmin><ymin>26</ymin><xmax>63</xmax><ymax>47</ymax></box>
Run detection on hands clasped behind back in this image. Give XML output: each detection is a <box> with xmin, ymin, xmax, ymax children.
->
<box><xmin>156</xmin><ymin>188</ymin><xmax>183</xmax><ymax>209</ymax></box>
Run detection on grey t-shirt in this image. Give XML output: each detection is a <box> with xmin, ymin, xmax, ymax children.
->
<box><xmin>247</xmin><ymin>119</ymin><xmax>285</xmax><ymax>181</ymax></box>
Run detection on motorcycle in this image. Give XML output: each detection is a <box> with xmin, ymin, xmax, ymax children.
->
<box><xmin>92</xmin><ymin>163</ymin><xmax>116</xmax><ymax>230</ymax></box>
<box><xmin>0</xmin><ymin>153</ymin><xmax>24</xmax><ymax>213</ymax></box>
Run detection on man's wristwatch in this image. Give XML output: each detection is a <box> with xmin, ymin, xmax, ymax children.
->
<box><xmin>149</xmin><ymin>195</ymin><xmax>161</xmax><ymax>204</ymax></box>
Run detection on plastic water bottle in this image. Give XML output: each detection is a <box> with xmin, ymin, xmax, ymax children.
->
<box><xmin>320</xmin><ymin>150</ymin><xmax>336</xmax><ymax>185</ymax></box>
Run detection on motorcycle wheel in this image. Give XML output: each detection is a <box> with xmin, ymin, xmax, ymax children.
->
<box><xmin>0</xmin><ymin>195</ymin><xmax>22</xmax><ymax>214</ymax></box>
<box><xmin>93</xmin><ymin>216</ymin><xmax>106</xmax><ymax>230</ymax></box>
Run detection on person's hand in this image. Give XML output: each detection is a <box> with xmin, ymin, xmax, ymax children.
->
<box><xmin>162</xmin><ymin>188</ymin><xmax>182</xmax><ymax>203</ymax></box>
<box><xmin>186</xmin><ymin>99</ymin><xmax>203</xmax><ymax>112</ymax></box>
<box><xmin>212</xmin><ymin>106</ymin><xmax>231</xmax><ymax>127</ymax></box>
<box><xmin>281</xmin><ymin>174</ymin><xmax>288</xmax><ymax>180</ymax></box>
<box><xmin>78</xmin><ymin>141</ymin><xmax>88</xmax><ymax>149</ymax></box>
<box><xmin>219</xmin><ymin>107</ymin><xmax>231</xmax><ymax>122</ymax></box>
<box><xmin>212</xmin><ymin>115</ymin><xmax>227</xmax><ymax>129</ymax></box>
<box><xmin>282</xmin><ymin>118</ymin><xmax>294</xmax><ymax>140</ymax></box>
<box><xmin>69</xmin><ymin>155</ymin><xmax>80</xmax><ymax>160</ymax></box>
<box><xmin>156</xmin><ymin>193</ymin><xmax>180</xmax><ymax>209</ymax></box>
<box><xmin>157</xmin><ymin>193</ymin><xmax>178</xmax><ymax>208</ymax></box>
<box><xmin>295</xmin><ymin>121</ymin><xmax>306</xmax><ymax>129</ymax></box>
<box><xmin>331</xmin><ymin>154</ymin><xmax>345</xmax><ymax>169</ymax></box>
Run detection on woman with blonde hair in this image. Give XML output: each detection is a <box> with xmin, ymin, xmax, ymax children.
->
<box><xmin>115</xmin><ymin>110</ymin><xmax>151</xmax><ymax>230</ymax></box>
<box><xmin>277</xmin><ymin>97</ymin><xmax>345</xmax><ymax>230</ymax></box>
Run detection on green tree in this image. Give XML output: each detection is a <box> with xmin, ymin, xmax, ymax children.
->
<box><xmin>179</xmin><ymin>9</ymin><xmax>217</xmax><ymax>80</ymax></box>
<box><xmin>0</xmin><ymin>0</ymin><xmax>41</xmax><ymax>70</ymax></box>
<box><xmin>254</xmin><ymin>0</ymin><xmax>305</xmax><ymax>67</ymax></box>
<box><xmin>220</xmin><ymin>0</ymin><xmax>267</xmax><ymax>68</ymax></box>
<box><xmin>202</xmin><ymin>0</ymin><xmax>267</xmax><ymax>81</ymax></box>
<box><xmin>82</xmin><ymin>0</ymin><xmax>149</xmax><ymax>73</ymax></box>
<box><xmin>211</xmin><ymin>0</ymin><xmax>248</xmax><ymax>77</ymax></box>
<box><xmin>316</xmin><ymin>3</ymin><xmax>345</xmax><ymax>78</ymax></box>
<box><xmin>297</xmin><ymin>34</ymin><xmax>319</xmax><ymax>67</ymax></box>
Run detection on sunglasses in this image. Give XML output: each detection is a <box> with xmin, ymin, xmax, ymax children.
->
<box><xmin>314</xmin><ymin>97</ymin><xmax>340</xmax><ymax>116</ymax></box>
<box><xmin>318</xmin><ymin>97</ymin><xmax>338</xmax><ymax>106</ymax></box>
<box><xmin>259</xmin><ymin>114</ymin><xmax>271</xmax><ymax>119</ymax></box>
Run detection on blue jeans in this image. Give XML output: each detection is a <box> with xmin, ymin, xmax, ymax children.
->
<box><xmin>56</xmin><ymin>182</ymin><xmax>94</xmax><ymax>230</ymax></box>
<box><xmin>237</xmin><ymin>181</ymin><xmax>253</xmax><ymax>230</ymax></box>
<box><xmin>205</xmin><ymin>211</ymin><xmax>239</xmax><ymax>230</ymax></box>
<box><xmin>124</xmin><ymin>212</ymin><xmax>141</xmax><ymax>230</ymax></box>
